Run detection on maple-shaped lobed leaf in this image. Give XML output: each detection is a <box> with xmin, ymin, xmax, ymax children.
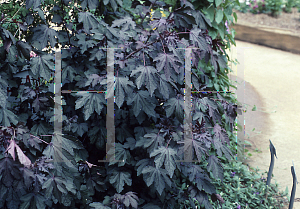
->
<box><xmin>0</xmin><ymin>27</ymin><xmax>16</xmax><ymax>52</ymax></box>
<box><xmin>153</xmin><ymin>53</ymin><xmax>181</xmax><ymax>81</ymax></box>
<box><xmin>32</xmin><ymin>97</ymin><xmax>49</xmax><ymax>112</ymax></box>
<box><xmin>141</xmin><ymin>165</ymin><xmax>172</xmax><ymax>196</ymax></box>
<box><xmin>150</xmin><ymin>146</ymin><xmax>180</xmax><ymax>178</ymax></box>
<box><xmin>16</xmin><ymin>41</ymin><xmax>32</xmax><ymax>60</ymax></box>
<box><xmin>30</xmin><ymin>25</ymin><xmax>58</xmax><ymax>50</ymax></box>
<box><xmin>75</xmin><ymin>92</ymin><xmax>106</xmax><ymax>120</ymax></box>
<box><xmin>109</xmin><ymin>169</ymin><xmax>132</xmax><ymax>193</ymax></box>
<box><xmin>207</xmin><ymin>155</ymin><xmax>223</xmax><ymax>182</ymax></box>
<box><xmin>89</xmin><ymin>202</ymin><xmax>111</xmax><ymax>209</ymax></box>
<box><xmin>107</xmin><ymin>142</ymin><xmax>131</xmax><ymax>167</ymax></box>
<box><xmin>163</xmin><ymin>97</ymin><xmax>184</xmax><ymax>123</ymax></box>
<box><xmin>30</xmin><ymin>54</ymin><xmax>54</xmax><ymax>81</ymax></box>
<box><xmin>213</xmin><ymin>123</ymin><xmax>230</xmax><ymax>145</ymax></box>
<box><xmin>6</xmin><ymin>139</ymin><xmax>32</xmax><ymax>167</ymax></box>
<box><xmin>188</xmin><ymin>185</ymin><xmax>213</xmax><ymax>209</ymax></box>
<box><xmin>76</xmin><ymin>33</ymin><xmax>97</xmax><ymax>54</ymax></box>
<box><xmin>126</xmin><ymin>90</ymin><xmax>157</xmax><ymax>118</ymax></box>
<box><xmin>62</xmin><ymin>66</ymin><xmax>77</xmax><ymax>83</ymax></box>
<box><xmin>85</xmin><ymin>73</ymin><xmax>105</xmax><ymax>88</ymax></box>
<box><xmin>20</xmin><ymin>192</ymin><xmax>46</xmax><ymax>209</ymax></box>
<box><xmin>111</xmin><ymin>16</ymin><xmax>136</xmax><ymax>31</ymax></box>
<box><xmin>115</xmin><ymin>76</ymin><xmax>135</xmax><ymax>108</ymax></box>
<box><xmin>189</xmin><ymin>28</ymin><xmax>208</xmax><ymax>51</ymax></box>
<box><xmin>80</xmin><ymin>0</ymin><xmax>99</xmax><ymax>10</ymax></box>
<box><xmin>121</xmin><ymin>191</ymin><xmax>139</xmax><ymax>208</ymax></box>
<box><xmin>78</xmin><ymin>12</ymin><xmax>100</xmax><ymax>34</ymax></box>
<box><xmin>0</xmin><ymin>108</ymin><xmax>19</xmax><ymax>127</ymax></box>
<box><xmin>130</xmin><ymin>66</ymin><xmax>158</xmax><ymax>97</ymax></box>
<box><xmin>0</xmin><ymin>157</ymin><xmax>21</xmax><ymax>187</ymax></box>
<box><xmin>172</xmin><ymin>9</ymin><xmax>196</xmax><ymax>28</ymax></box>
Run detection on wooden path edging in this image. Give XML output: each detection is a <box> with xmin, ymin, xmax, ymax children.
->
<box><xmin>231</xmin><ymin>23</ymin><xmax>300</xmax><ymax>55</ymax></box>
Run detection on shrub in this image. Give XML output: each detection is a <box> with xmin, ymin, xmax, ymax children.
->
<box><xmin>249</xmin><ymin>0</ymin><xmax>269</xmax><ymax>14</ymax></box>
<box><xmin>265</xmin><ymin>0</ymin><xmax>284</xmax><ymax>16</ymax></box>
<box><xmin>283</xmin><ymin>0</ymin><xmax>294</xmax><ymax>12</ymax></box>
<box><xmin>0</xmin><ymin>0</ymin><xmax>247</xmax><ymax>208</ymax></box>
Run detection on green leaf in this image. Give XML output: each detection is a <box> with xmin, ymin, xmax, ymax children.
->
<box><xmin>150</xmin><ymin>146</ymin><xmax>180</xmax><ymax>178</ymax></box>
<box><xmin>78</xmin><ymin>12</ymin><xmax>100</xmax><ymax>34</ymax></box>
<box><xmin>30</xmin><ymin>54</ymin><xmax>54</xmax><ymax>81</ymax></box>
<box><xmin>215</xmin><ymin>9</ymin><xmax>223</xmax><ymax>24</ymax></box>
<box><xmin>215</xmin><ymin>0</ymin><xmax>222</xmax><ymax>7</ymax></box>
<box><xmin>75</xmin><ymin>93</ymin><xmax>106</xmax><ymax>120</ymax></box>
<box><xmin>204</xmin><ymin>6</ymin><xmax>215</xmax><ymax>22</ymax></box>
<box><xmin>109</xmin><ymin>169</ymin><xmax>132</xmax><ymax>193</ymax></box>
<box><xmin>185</xmin><ymin>165</ymin><xmax>216</xmax><ymax>194</ymax></box>
<box><xmin>115</xmin><ymin>76</ymin><xmax>135</xmax><ymax>108</ymax></box>
<box><xmin>158</xmin><ymin>76</ymin><xmax>170</xmax><ymax>99</ymax></box>
<box><xmin>130</xmin><ymin>66</ymin><xmax>158</xmax><ymax>97</ymax></box>
<box><xmin>32</xmin><ymin>97</ymin><xmax>49</xmax><ymax>112</ymax></box>
<box><xmin>252</xmin><ymin>105</ymin><xmax>257</xmax><ymax>111</ymax></box>
<box><xmin>141</xmin><ymin>165</ymin><xmax>172</xmax><ymax>196</ymax></box>
<box><xmin>233</xmin><ymin>12</ymin><xmax>238</xmax><ymax>22</ymax></box>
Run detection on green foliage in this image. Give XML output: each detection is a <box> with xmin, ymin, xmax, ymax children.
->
<box><xmin>283</xmin><ymin>0</ymin><xmax>294</xmax><ymax>12</ymax></box>
<box><xmin>206</xmin><ymin>160</ymin><xmax>289</xmax><ymax>208</ymax></box>
<box><xmin>265</xmin><ymin>0</ymin><xmax>284</xmax><ymax>16</ymax></box>
<box><xmin>0</xmin><ymin>0</ymin><xmax>256</xmax><ymax>208</ymax></box>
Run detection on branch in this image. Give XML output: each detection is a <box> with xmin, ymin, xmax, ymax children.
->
<box><xmin>30</xmin><ymin>134</ymin><xmax>50</xmax><ymax>144</ymax></box>
<box><xmin>1</xmin><ymin>1</ymin><xmax>24</xmax><ymax>24</ymax></box>
<box><xmin>125</xmin><ymin>39</ymin><xmax>159</xmax><ymax>60</ymax></box>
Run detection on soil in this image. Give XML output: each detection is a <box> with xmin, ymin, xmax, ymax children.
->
<box><xmin>233</xmin><ymin>8</ymin><xmax>300</xmax><ymax>37</ymax></box>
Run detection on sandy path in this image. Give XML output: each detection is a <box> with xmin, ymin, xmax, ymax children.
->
<box><xmin>226</xmin><ymin>40</ymin><xmax>300</xmax><ymax>208</ymax></box>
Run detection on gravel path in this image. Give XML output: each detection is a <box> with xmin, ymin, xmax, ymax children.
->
<box><xmin>226</xmin><ymin>40</ymin><xmax>300</xmax><ymax>208</ymax></box>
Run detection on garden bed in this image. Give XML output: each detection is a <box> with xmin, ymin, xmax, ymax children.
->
<box><xmin>230</xmin><ymin>8</ymin><xmax>300</xmax><ymax>54</ymax></box>
<box><xmin>233</xmin><ymin>8</ymin><xmax>300</xmax><ymax>36</ymax></box>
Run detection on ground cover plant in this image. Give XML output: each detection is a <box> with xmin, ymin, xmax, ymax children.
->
<box><xmin>0</xmin><ymin>0</ymin><xmax>289</xmax><ymax>208</ymax></box>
